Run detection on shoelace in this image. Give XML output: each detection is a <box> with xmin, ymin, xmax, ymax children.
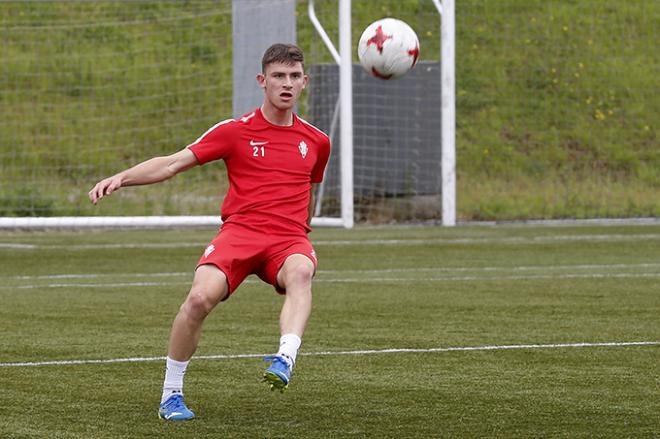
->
<box><xmin>163</xmin><ymin>394</ymin><xmax>185</xmax><ymax>411</ymax></box>
<box><xmin>264</xmin><ymin>355</ymin><xmax>288</xmax><ymax>367</ymax></box>
<box><xmin>264</xmin><ymin>355</ymin><xmax>293</xmax><ymax>377</ymax></box>
<box><xmin>280</xmin><ymin>354</ymin><xmax>294</xmax><ymax>368</ymax></box>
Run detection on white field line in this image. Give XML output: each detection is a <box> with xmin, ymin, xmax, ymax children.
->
<box><xmin>318</xmin><ymin>234</ymin><xmax>660</xmax><ymax>246</ymax></box>
<box><xmin>321</xmin><ymin>262</ymin><xmax>660</xmax><ymax>274</ymax></box>
<box><xmin>3</xmin><ymin>271</ymin><xmax>660</xmax><ymax>290</ymax></box>
<box><xmin>4</xmin><ymin>262</ymin><xmax>660</xmax><ymax>282</ymax></box>
<box><xmin>0</xmin><ymin>243</ymin><xmax>37</xmax><ymax>249</ymax></box>
<box><xmin>0</xmin><ymin>341</ymin><xmax>657</xmax><ymax>368</ymax></box>
<box><xmin>0</xmin><ymin>242</ymin><xmax>205</xmax><ymax>250</ymax></box>
<box><xmin>8</xmin><ymin>272</ymin><xmax>191</xmax><ymax>280</ymax></box>
<box><xmin>6</xmin><ymin>281</ymin><xmax>193</xmax><ymax>290</ymax></box>
<box><xmin>320</xmin><ymin>273</ymin><xmax>660</xmax><ymax>282</ymax></box>
<box><xmin>2</xmin><ymin>233</ymin><xmax>660</xmax><ymax>250</ymax></box>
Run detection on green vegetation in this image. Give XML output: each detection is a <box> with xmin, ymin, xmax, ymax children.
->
<box><xmin>1</xmin><ymin>225</ymin><xmax>659</xmax><ymax>437</ymax></box>
<box><xmin>453</xmin><ymin>0</ymin><xmax>659</xmax><ymax>219</ymax></box>
<box><xmin>297</xmin><ymin>0</ymin><xmax>659</xmax><ymax>220</ymax></box>
<box><xmin>0</xmin><ymin>1</ymin><xmax>232</xmax><ymax>217</ymax></box>
<box><xmin>1</xmin><ymin>0</ymin><xmax>657</xmax><ymax>219</ymax></box>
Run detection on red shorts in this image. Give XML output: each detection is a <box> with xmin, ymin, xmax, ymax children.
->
<box><xmin>196</xmin><ymin>221</ymin><xmax>317</xmax><ymax>298</ymax></box>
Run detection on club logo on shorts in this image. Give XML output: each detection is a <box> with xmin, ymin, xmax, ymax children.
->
<box><xmin>204</xmin><ymin>244</ymin><xmax>215</xmax><ymax>258</ymax></box>
<box><xmin>298</xmin><ymin>140</ymin><xmax>308</xmax><ymax>158</ymax></box>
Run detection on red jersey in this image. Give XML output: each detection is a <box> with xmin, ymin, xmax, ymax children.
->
<box><xmin>187</xmin><ymin>108</ymin><xmax>331</xmax><ymax>233</ymax></box>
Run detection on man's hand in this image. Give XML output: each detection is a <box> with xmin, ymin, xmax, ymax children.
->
<box><xmin>88</xmin><ymin>175</ymin><xmax>123</xmax><ymax>204</ymax></box>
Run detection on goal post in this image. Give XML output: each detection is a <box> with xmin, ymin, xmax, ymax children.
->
<box><xmin>306</xmin><ymin>0</ymin><xmax>455</xmax><ymax>226</ymax></box>
<box><xmin>440</xmin><ymin>0</ymin><xmax>457</xmax><ymax>226</ymax></box>
<box><xmin>338</xmin><ymin>0</ymin><xmax>355</xmax><ymax>229</ymax></box>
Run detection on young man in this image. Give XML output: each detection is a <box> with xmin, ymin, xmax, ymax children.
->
<box><xmin>88</xmin><ymin>43</ymin><xmax>331</xmax><ymax>421</ymax></box>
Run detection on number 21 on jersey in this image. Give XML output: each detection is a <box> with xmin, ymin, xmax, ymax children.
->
<box><xmin>253</xmin><ymin>146</ymin><xmax>265</xmax><ymax>157</ymax></box>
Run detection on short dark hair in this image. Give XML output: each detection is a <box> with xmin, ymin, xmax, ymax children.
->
<box><xmin>261</xmin><ymin>43</ymin><xmax>305</xmax><ymax>73</ymax></box>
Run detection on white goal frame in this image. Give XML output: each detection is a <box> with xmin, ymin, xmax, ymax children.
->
<box><xmin>0</xmin><ymin>0</ymin><xmax>455</xmax><ymax>229</ymax></box>
<box><xmin>308</xmin><ymin>0</ymin><xmax>455</xmax><ymax>228</ymax></box>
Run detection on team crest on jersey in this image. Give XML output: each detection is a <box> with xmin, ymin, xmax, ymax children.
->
<box><xmin>298</xmin><ymin>141</ymin><xmax>308</xmax><ymax>158</ymax></box>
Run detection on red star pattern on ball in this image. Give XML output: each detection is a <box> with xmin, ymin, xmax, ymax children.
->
<box><xmin>408</xmin><ymin>46</ymin><xmax>420</xmax><ymax>66</ymax></box>
<box><xmin>367</xmin><ymin>25</ymin><xmax>392</xmax><ymax>53</ymax></box>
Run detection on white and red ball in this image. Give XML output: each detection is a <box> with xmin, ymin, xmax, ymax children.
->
<box><xmin>357</xmin><ymin>18</ymin><xmax>420</xmax><ymax>80</ymax></box>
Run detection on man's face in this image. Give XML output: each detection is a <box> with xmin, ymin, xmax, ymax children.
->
<box><xmin>257</xmin><ymin>61</ymin><xmax>308</xmax><ymax>111</ymax></box>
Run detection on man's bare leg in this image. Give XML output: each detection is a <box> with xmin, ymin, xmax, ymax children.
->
<box><xmin>160</xmin><ymin>264</ymin><xmax>228</xmax><ymax>419</ymax></box>
<box><xmin>168</xmin><ymin>264</ymin><xmax>229</xmax><ymax>361</ymax></box>
<box><xmin>263</xmin><ymin>254</ymin><xmax>315</xmax><ymax>390</ymax></box>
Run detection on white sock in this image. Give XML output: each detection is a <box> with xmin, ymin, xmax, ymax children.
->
<box><xmin>277</xmin><ymin>333</ymin><xmax>302</xmax><ymax>367</ymax></box>
<box><xmin>161</xmin><ymin>357</ymin><xmax>189</xmax><ymax>404</ymax></box>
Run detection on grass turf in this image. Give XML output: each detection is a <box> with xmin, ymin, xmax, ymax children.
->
<box><xmin>0</xmin><ymin>224</ymin><xmax>659</xmax><ymax>437</ymax></box>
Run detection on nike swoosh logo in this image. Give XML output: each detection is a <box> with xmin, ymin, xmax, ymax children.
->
<box><xmin>250</xmin><ymin>140</ymin><xmax>269</xmax><ymax>146</ymax></box>
<box><xmin>165</xmin><ymin>412</ymin><xmax>183</xmax><ymax>419</ymax></box>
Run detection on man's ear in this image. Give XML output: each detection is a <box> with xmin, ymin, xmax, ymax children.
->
<box><xmin>256</xmin><ymin>73</ymin><xmax>266</xmax><ymax>89</ymax></box>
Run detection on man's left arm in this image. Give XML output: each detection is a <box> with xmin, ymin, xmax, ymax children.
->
<box><xmin>307</xmin><ymin>184</ymin><xmax>318</xmax><ymax>228</ymax></box>
<box><xmin>308</xmin><ymin>135</ymin><xmax>331</xmax><ymax>228</ymax></box>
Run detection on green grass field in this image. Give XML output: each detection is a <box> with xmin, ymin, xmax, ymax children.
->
<box><xmin>1</xmin><ymin>224</ymin><xmax>659</xmax><ymax>438</ymax></box>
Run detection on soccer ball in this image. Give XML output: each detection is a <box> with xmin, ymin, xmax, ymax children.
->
<box><xmin>357</xmin><ymin>18</ymin><xmax>420</xmax><ymax>80</ymax></box>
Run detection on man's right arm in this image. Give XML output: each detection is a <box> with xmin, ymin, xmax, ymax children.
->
<box><xmin>88</xmin><ymin>147</ymin><xmax>198</xmax><ymax>204</ymax></box>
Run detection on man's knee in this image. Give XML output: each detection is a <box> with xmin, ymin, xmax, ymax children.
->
<box><xmin>280</xmin><ymin>255</ymin><xmax>315</xmax><ymax>290</ymax></box>
<box><xmin>181</xmin><ymin>266</ymin><xmax>228</xmax><ymax>321</ymax></box>
<box><xmin>180</xmin><ymin>290</ymin><xmax>217</xmax><ymax>321</ymax></box>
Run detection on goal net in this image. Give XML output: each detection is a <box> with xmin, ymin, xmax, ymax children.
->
<box><xmin>302</xmin><ymin>1</ymin><xmax>445</xmax><ymax>224</ymax></box>
<box><xmin>1</xmin><ymin>0</ymin><xmax>448</xmax><ymax>228</ymax></box>
<box><xmin>0</xmin><ymin>1</ymin><xmax>233</xmax><ymax>221</ymax></box>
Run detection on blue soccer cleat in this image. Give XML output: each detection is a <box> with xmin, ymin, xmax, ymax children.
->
<box><xmin>263</xmin><ymin>355</ymin><xmax>293</xmax><ymax>392</ymax></box>
<box><xmin>158</xmin><ymin>393</ymin><xmax>195</xmax><ymax>421</ymax></box>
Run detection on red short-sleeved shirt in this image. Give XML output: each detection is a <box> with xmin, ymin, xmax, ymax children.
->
<box><xmin>188</xmin><ymin>108</ymin><xmax>331</xmax><ymax>233</ymax></box>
